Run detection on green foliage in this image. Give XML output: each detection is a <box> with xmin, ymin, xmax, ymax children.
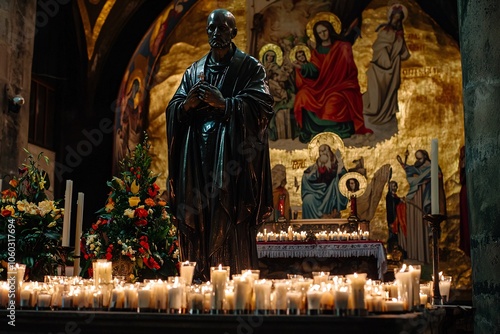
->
<box><xmin>80</xmin><ymin>134</ymin><xmax>179</xmax><ymax>282</ymax></box>
<box><xmin>0</xmin><ymin>151</ymin><xmax>64</xmax><ymax>281</ymax></box>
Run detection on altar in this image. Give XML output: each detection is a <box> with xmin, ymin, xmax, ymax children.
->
<box><xmin>257</xmin><ymin>241</ymin><xmax>387</xmax><ymax>280</ymax></box>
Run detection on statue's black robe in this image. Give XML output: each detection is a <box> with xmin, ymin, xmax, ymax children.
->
<box><xmin>166</xmin><ymin>46</ymin><xmax>274</xmax><ymax>281</ymax></box>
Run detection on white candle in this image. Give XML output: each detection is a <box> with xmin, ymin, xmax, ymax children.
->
<box><xmin>210</xmin><ymin>265</ymin><xmax>228</xmax><ymax>311</ymax></box>
<box><xmin>62</xmin><ymin>180</ymin><xmax>73</xmax><ymax>247</ymax></box>
<box><xmin>274</xmin><ymin>281</ymin><xmax>290</xmax><ymax>311</ymax></box>
<box><xmin>409</xmin><ymin>265</ymin><xmax>421</xmax><ymax>309</ymax></box>
<box><xmin>168</xmin><ymin>281</ymin><xmax>184</xmax><ymax>311</ymax></box>
<box><xmin>233</xmin><ymin>275</ymin><xmax>253</xmax><ymax>312</ymax></box>
<box><xmin>431</xmin><ymin>139</ymin><xmax>439</xmax><ymax>214</ymax></box>
<box><xmin>395</xmin><ymin>268</ymin><xmax>411</xmax><ymax>311</ymax></box>
<box><xmin>73</xmin><ymin>192</ymin><xmax>84</xmax><ymax>274</ymax></box>
<box><xmin>254</xmin><ymin>279</ymin><xmax>272</xmax><ymax>311</ymax></box>
<box><xmin>138</xmin><ymin>288</ymin><xmax>152</xmax><ymax>311</ymax></box>
<box><xmin>286</xmin><ymin>290</ymin><xmax>302</xmax><ymax>314</ymax></box>
<box><xmin>180</xmin><ymin>261</ymin><xmax>196</xmax><ymax>285</ymax></box>
<box><xmin>346</xmin><ymin>273</ymin><xmax>367</xmax><ymax>310</ymax></box>
<box><xmin>306</xmin><ymin>285</ymin><xmax>323</xmax><ymax>314</ymax></box>
<box><xmin>187</xmin><ymin>288</ymin><xmax>204</xmax><ymax>313</ymax></box>
<box><xmin>334</xmin><ymin>286</ymin><xmax>349</xmax><ymax>311</ymax></box>
<box><xmin>385</xmin><ymin>298</ymin><xmax>404</xmax><ymax>312</ymax></box>
<box><xmin>37</xmin><ymin>293</ymin><xmax>52</xmax><ymax>309</ymax></box>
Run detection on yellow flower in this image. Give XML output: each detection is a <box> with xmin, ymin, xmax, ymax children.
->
<box><xmin>47</xmin><ymin>221</ymin><xmax>57</xmax><ymax>228</ymax></box>
<box><xmin>39</xmin><ymin>178</ymin><xmax>46</xmax><ymax>190</ymax></box>
<box><xmin>16</xmin><ymin>199</ymin><xmax>29</xmax><ymax>212</ymax></box>
<box><xmin>129</xmin><ymin>196</ymin><xmax>140</xmax><ymax>207</ymax></box>
<box><xmin>124</xmin><ymin>208</ymin><xmax>135</xmax><ymax>218</ymax></box>
<box><xmin>3</xmin><ymin>205</ymin><xmax>15</xmax><ymax>216</ymax></box>
<box><xmin>131</xmin><ymin>180</ymin><xmax>140</xmax><ymax>194</ymax></box>
<box><xmin>105</xmin><ymin>198</ymin><xmax>115</xmax><ymax>212</ymax></box>
<box><xmin>38</xmin><ymin>200</ymin><xmax>55</xmax><ymax>216</ymax></box>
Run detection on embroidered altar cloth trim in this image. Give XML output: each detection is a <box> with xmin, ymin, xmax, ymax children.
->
<box><xmin>256</xmin><ymin>241</ymin><xmax>387</xmax><ymax>279</ymax></box>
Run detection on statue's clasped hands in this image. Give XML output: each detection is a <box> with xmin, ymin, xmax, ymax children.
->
<box><xmin>183</xmin><ymin>80</ymin><xmax>225</xmax><ymax>111</ymax></box>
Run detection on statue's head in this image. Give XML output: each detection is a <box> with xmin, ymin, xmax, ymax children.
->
<box><xmin>206</xmin><ymin>9</ymin><xmax>237</xmax><ymax>49</ymax></box>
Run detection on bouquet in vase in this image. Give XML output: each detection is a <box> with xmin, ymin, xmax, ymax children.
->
<box><xmin>80</xmin><ymin>136</ymin><xmax>179</xmax><ymax>282</ymax></box>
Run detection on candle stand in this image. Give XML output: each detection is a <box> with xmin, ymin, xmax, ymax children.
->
<box><xmin>423</xmin><ymin>214</ymin><xmax>446</xmax><ymax>306</ymax></box>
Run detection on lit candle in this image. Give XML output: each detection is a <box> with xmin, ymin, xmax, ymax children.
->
<box><xmin>138</xmin><ymin>287</ymin><xmax>152</xmax><ymax>312</ymax></box>
<box><xmin>233</xmin><ymin>274</ymin><xmax>253</xmax><ymax>312</ymax></box>
<box><xmin>210</xmin><ymin>265</ymin><xmax>228</xmax><ymax>311</ymax></box>
<box><xmin>62</xmin><ymin>180</ymin><xmax>73</xmax><ymax>247</ymax></box>
<box><xmin>431</xmin><ymin>138</ymin><xmax>439</xmax><ymax>214</ymax></box>
<box><xmin>254</xmin><ymin>279</ymin><xmax>272</xmax><ymax>313</ymax></box>
<box><xmin>385</xmin><ymin>298</ymin><xmax>404</xmax><ymax>312</ymax></box>
<box><xmin>395</xmin><ymin>265</ymin><xmax>412</xmax><ymax>310</ymax></box>
<box><xmin>273</xmin><ymin>280</ymin><xmax>290</xmax><ymax>313</ymax></box>
<box><xmin>187</xmin><ymin>287</ymin><xmax>204</xmax><ymax>314</ymax></box>
<box><xmin>286</xmin><ymin>290</ymin><xmax>302</xmax><ymax>315</ymax></box>
<box><xmin>306</xmin><ymin>285</ymin><xmax>323</xmax><ymax>315</ymax></box>
<box><xmin>346</xmin><ymin>273</ymin><xmax>367</xmax><ymax>311</ymax></box>
<box><xmin>409</xmin><ymin>265</ymin><xmax>421</xmax><ymax>309</ymax></box>
<box><xmin>73</xmin><ymin>192</ymin><xmax>84</xmax><ymax>274</ymax></box>
<box><xmin>180</xmin><ymin>261</ymin><xmax>196</xmax><ymax>285</ymax></box>
<box><xmin>334</xmin><ymin>286</ymin><xmax>349</xmax><ymax>314</ymax></box>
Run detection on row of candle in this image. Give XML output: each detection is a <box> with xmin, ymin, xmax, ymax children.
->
<box><xmin>0</xmin><ymin>275</ymin><xmax>431</xmax><ymax>314</ymax></box>
<box><xmin>1</xmin><ymin>261</ymin><xmax>450</xmax><ymax>314</ymax></box>
<box><xmin>257</xmin><ymin>227</ymin><xmax>370</xmax><ymax>242</ymax></box>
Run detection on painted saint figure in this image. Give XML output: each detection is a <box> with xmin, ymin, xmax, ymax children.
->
<box><xmin>396</xmin><ymin>149</ymin><xmax>446</xmax><ymax>263</ymax></box>
<box><xmin>301</xmin><ymin>144</ymin><xmax>348</xmax><ymax>219</ymax></box>
<box><xmin>166</xmin><ymin>9</ymin><xmax>274</xmax><ymax>281</ymax></box>
<box><xmin>293</xmin><ymin>15</ymin><xmax>372</xmax><ymax>143</ymax></box>
<box><xmin>363</xmin><ymin>4</ymin><xmax>410</xmax><ymax>125</ymax></box>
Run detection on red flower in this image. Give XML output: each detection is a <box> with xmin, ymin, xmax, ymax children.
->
<box><xmin>138</xmin><ymin>247</ymin><xmax>146</xmax><ymax>254</ymax></box>
<box><xmin>105</xmin><ymin>252</ymin><xmax>113</xmax><ymax>260</ymax></box>
<box><xmin>135</xmin><ymin>219</ymin><xmax>147</xmax><ymax>227</ymax></box>
<box><xmin>148</xmin><ymin>183</ymin><xmax>160</xmax><ymax>198</ymax></box>
<box><xmin>144</xmin><ymin>256</ymin><xmax>160</xmax><ymax>270</ymax></box>
<box><xmin>135</xmin><ymin>207</ymin><xmax>148</xmax><ymax>218</ymax></box>
<box><xmin>139</xmin><ymin>239</ymin><xmax>149</xmax><ymax>250</ymax></box>
<box><xmin>1</xmin><ymin>209</ymin><xmax>12</xmax><ymax>217</ymax></box>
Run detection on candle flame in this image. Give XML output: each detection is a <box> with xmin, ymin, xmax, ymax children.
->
<box><xmin>218</xmin><ymin>264</ymin><xmax>222</xmax><ymax>270</ymax></box>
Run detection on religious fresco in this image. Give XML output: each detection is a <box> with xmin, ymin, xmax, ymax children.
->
<box><xmin>112</xmin><ymin>0</ymin><xmax>198</xmax><ymax>175</ymax></box>
<box><xmin>111</xmin><ymin>0</ymin><xmax>470</xmax><ymax>287</ymax></box>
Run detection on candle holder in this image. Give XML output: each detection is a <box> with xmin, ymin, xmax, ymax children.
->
<box><xmin>423</xmin><ymin>213</ymin><xmax>446</xmax><ymax>306</ymax></box>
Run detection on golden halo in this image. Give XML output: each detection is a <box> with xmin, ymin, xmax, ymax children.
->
<box><xmin>339</xmin><ymin>172</ymin><xmax>367</xmax><ymax>198</ymax></box>
<box><xmin>258</xmin><ymin>43</ymin><xmax>283</xmax><ymax>66</ymax></box>
<box><xmin>387</xmin><ymin>4</ymin><xmax>408</xmax><ymax>23</ymax></box>
<box><xmin>308</xmin><ymin>132</ymin><xmax>345</xmax><ymax>164</ymax></box>
<box><xmin>289</xmin><ymin>45</ymin><xmax>311</xmax><ymax>63</ymax></box>
<box><xmin>306</xmin><ymin>12</ymin><xmax>342</xmax><ymax>44</ymax></box>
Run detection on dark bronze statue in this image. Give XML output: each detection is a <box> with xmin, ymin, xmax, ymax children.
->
<box><xmin>166</xmin><ymin>9</ymin><xmax>275</xmax><ymax>281</ymax></box>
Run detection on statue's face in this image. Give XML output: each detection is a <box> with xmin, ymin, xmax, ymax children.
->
<box><xmin>206</xmin><ymin>11</ymin><xmax>235</xmax><ymax>49</ymax></box>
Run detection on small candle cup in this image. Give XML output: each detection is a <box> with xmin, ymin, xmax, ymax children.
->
<box><xmin>439</xmin><ymin>275</ymin><xmax>452</xmax><ymax>304</ymax></box>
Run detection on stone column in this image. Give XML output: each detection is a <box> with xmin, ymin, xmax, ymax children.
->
<box><xmin>0</xmin><ymin>1</ymin><xmax>36</xmax><ymax>180</ymax></box>
<box><xmin>458</xmin><ymin>1</ymin><xmax>500</xmax><ymax>333</ymax></box>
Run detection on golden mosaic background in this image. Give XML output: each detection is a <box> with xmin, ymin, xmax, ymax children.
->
<box><xmin>146</xmin><ymin>0</ymin><xmax>470</xmax><ymax>289</ymax></box>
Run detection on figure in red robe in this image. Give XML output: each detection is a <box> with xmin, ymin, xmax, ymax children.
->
<box><xmin>293</xmin><ymin>20</ymin><xmax>372</xmax><ymax>143</ymax></box>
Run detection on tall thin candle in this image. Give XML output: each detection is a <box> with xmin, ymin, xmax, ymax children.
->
<box><xmin>62</xmin><ymin>180</ymin><xmax>73</xmax><ymax>247</ymax></box>
<box><xmin>431</xmin><ymin>139</ymin><xmax>439</xmax><ymax>214</ymax></box>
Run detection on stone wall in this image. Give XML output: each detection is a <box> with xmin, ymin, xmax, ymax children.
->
<box><xmin>0</xmin><ymin>1</ymin><xmax>36</xmax><ymax>181</ymax></box>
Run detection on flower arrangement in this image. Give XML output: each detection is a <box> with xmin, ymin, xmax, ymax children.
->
<box><xmin>80</xmin><ymin>136</ymin><xmax>179</xmax><ymax>282</ymax></box>
<box><xmin>0</xmin><ymin>150</ymin><xmax>65</xmax><ymax>281</ymax></box>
